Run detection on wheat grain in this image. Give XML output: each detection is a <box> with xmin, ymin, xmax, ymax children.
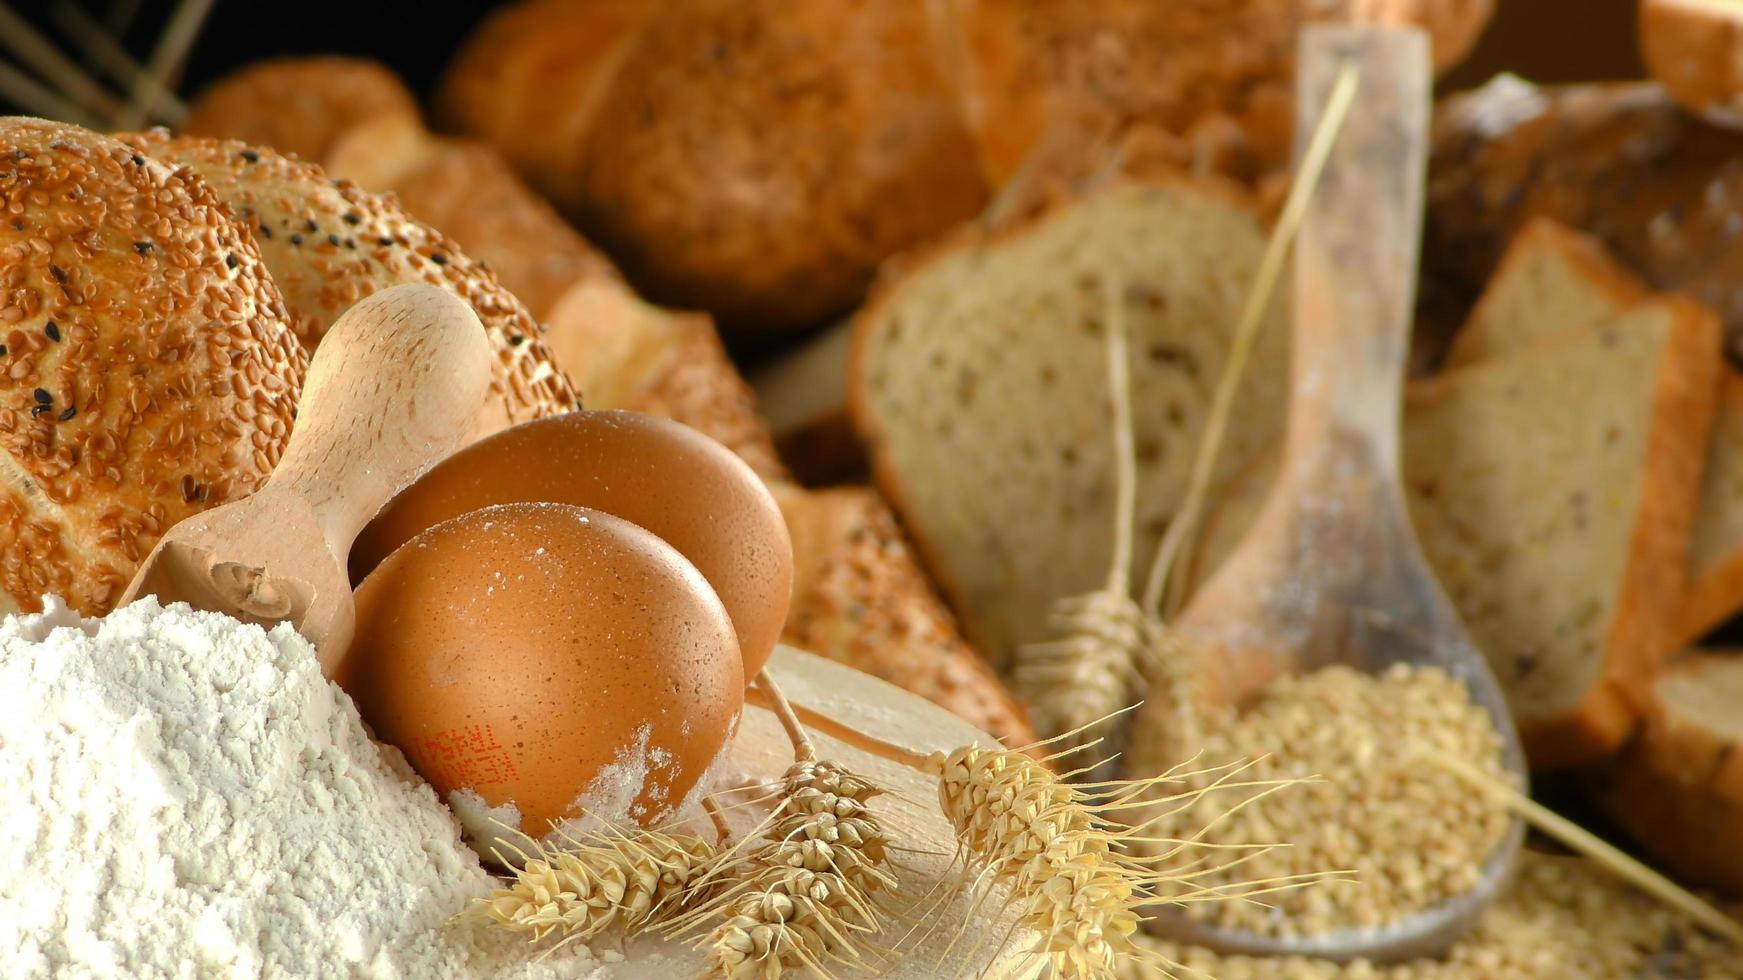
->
<box><xmin>669</xmin><ymin>675</ymin><xmax>897</xmax><ymax>978</ymax></box>
<box><xmin>482</xmin><ymin>826</ymin><xmax>715</xmax><ymax>946</ymax></box>
<box><xmin>925</xmin><ymin>742</ymin><xmax>1309</xmax><ymax>979</ymax></box>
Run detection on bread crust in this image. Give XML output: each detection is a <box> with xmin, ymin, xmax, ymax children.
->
<box><xmin>0</xmin><ymin>119</ymin><xmax>306</xmax><ymax>614</ymax></box>
<box><xmin>120</xmin><ymin>133</ymin><xmax>579</xmax><ymax>440</ymax></box>
<box><xmin>182</xmin><ymin>56</ymin><xmax>419</xmax><ymax>164</ymax></box>
<box><xmin>1641</xmin><ymin>0</ymin><xmax>1743</xmax><ymax>126</ymax></box>
<box><xmin>1594</xmin><ymin>653</ymin><xmax>1743</xmax><ymax>894</ymax></box>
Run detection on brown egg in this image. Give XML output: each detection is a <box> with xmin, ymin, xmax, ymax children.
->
<box><xmin>352</xmin><ymin>409</ymin><xmax>792</xmax><ymax>678</ymax></box>
<box><xmin>337</xmin><ymin>502</ymin><xmax>743</xmax><ymax>836</ymax></box>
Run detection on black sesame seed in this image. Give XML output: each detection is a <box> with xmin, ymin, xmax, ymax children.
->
<box><xmin>508</xmin><ymin>334</ymin><xmax>526</xmax><ymax>347</ymax></box>
<box><xmin>130</xmin><ymin>154</ymin><xmax>144</xmax><ymax>166</ymax></box>
<box><xmin>57</xmin><ymin>406</ymin><xmax>74</xmax><ymax>422</ymax></box>
<box><xmin>44</xmin><ymin>322</ymin><xmax>59</xmax><ymax>342</ymax></box>
<box><xmin>343</xmin><ymin>238</ymin><xmax>356</xmax><ymax>249</ymax></box>
<box><xmin>327</xmin><ymin>234</ymin><xmax>340</xmax><ymax>247</ymax></box>
<box><xmin>32</xmin><ymin>388</ymin><xmax>50</xmax><ymax>405</ymax></box>
<box><xmin>133</xmin><ymin>241</ymin><xmax>153</xmax><ymax>255</ymax></box>
<box><xmin>48</xmin><ymin>265</ymin><xmax>65</xmax><ymax>284</ymax></box>
<box><xmin>304</xmin><ymin>219</ymin><xmax>318</xmax><ymax>233</ymax></box>
<box><xmin>8</xmin><ymin>220</ymin><xmax>20</xmax><ymax>232</ymax></box>
<box><xmin>239</xmin><ymin>149</ymin><xmax>260</xmax><ymax>163</ymax></box>
<box><xmin>378</xmin><ymin>237</ymin><xmax>394</xmax><ymax>247</ymax></box>
<box><xmin>342</xmin><ymin>212</ymin><xmax>361</xmax><ymax>225</ymax></box>
<box><xmin>259</xmin><ymin>224</ymin><xmax>273</xmax><ymax>239</ymax></box>
<box><xmin>0</xmin><ymin>345</ymin><xmax>10</xmax><ymax>358</ymax></box>
<box><xmin>29</xmin><ymin>405</ymin><xmax>49</xmax><ymax>418</ymax></box>
<box><xmin>289</xmin><ymin>234</ymin><xmax>304</xmax><ymax>246</ymax></box>
<box><xmin>430</xmin><ymin>253</ymin><xmax>448</xmax><ymax>266</ymax></box>
<box><xmin>225</xmin><ymin>253</ymin><xmax>239</xmax><ymax>270</ymax></box>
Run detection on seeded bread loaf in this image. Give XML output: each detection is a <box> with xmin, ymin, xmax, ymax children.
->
<box><xmin>1426</xmin><ymin>78</ymin><xmax>1743</xmax><ymax>359</ymax></box>
<box><xmin>181</xmin><ymin>57</ymin><xmax>420</xmax><ymax>165</ymax></box>
<box><xmin>1640</xmin><ymin>0</ymin><xmax>1743</xmax><ymax>127</ymax></box>
<box><xmin>851</xmin><ymin>179</ymin><xmax>1289</xmax><ymax>671</ymax></box>
<box><xmin>119</xmin><ymin>132</ymin><xmax>578</xmax><ymax>439</ymax></box>
<box><xmin>1189</xmin><ymin>297</ymin><xmax>1721</xmax><ymax>768</ymax></box>
<box><xmin>324</xmin><ymin>113</ymin><xmax>621</xmax><ymax>320</ymax></box>
<box><xmin>0</xmin><ymin>119</ymin><xmax>305</xmax><ymax>615</ymax></box>
<box><xmin>1593</xmin><ymin>651</ymin><xmax>1743</xmax><ymax>895</ymax></box>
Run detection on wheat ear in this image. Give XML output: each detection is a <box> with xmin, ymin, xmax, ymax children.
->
<box><xmin>671</xmin><ymin>672</ymin><xmax>897</xmax><ymax>978</ymax></box>
<box><xmin>481</xmin><ymin>824</ymin><xmax>716</xmax><ymax>949</ymax></box>
<box><xmin>1012</xmin><ymin>273</ymin><xmax>1150</xmax><ymax>763</ymax></box>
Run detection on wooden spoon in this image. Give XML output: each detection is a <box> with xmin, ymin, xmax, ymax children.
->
<box><xmin>118</xmin><ymin>283</ymin><xmax>493</xmax><ymax>674</ymax></box>
<box><xmin>1154</xmin><ymin>24</ymin><xmax>1527</xmax><ymax>962</ymax></box>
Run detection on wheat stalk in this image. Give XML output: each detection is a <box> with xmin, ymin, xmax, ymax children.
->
<box><xmin>921</xmin><ymin>738</ymin><xmax>1319</xmax><ymax>979</ymax></box>
<box><xmin>481</xmin><ymin>825</ymin><xmax>716</xmax><ymax>948</ymax></box>
<box><xmin>670</xmin><ymin>673</ymin><xmax>897</xmax><ymax>978</ymax></box>
<box><xmin>1012</xmin><ymin>273</ymin><xmax>1149</xmax><ymax>764</ymax></box>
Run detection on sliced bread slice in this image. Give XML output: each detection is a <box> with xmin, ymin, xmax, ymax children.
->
<box><xmin>1592</xmin><ymin>651</ymin><xmax>1743</xmax><ymax>894</ymax></box>
<box><xmin>850</xmin><ymin>179</ymin><xmax>1290</xmax><ymax>669</ymax></box>
<box><xmin>1442</xmin><ymin>217</ymin><xmax>1648</xmax><ymax>368</ymax></box>
<box><xmin>1433</xmin><ymin>217</ymin><xmax>1743</xmax><ymax>645</ymax></box>
<box><xmin>1185</xmin><ymin>299</ymin><xmax>1721</xmax><ymax>768</ymax></box>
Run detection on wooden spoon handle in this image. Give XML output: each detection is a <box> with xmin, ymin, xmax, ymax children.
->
<box><xmin>268</xmin><ymin>283</ymin><xmax>493</xmax><ymax>561</ymax></box>
<box><xmin>1283</xmin><ymin>25</ymin><xmax>1430</xmax><ymax>480</ymax></box>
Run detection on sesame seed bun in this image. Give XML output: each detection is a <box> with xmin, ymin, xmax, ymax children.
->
<box><xmin>182</xmin><ymin>56</ymin><xmax>421</xmax><ymax>165</ymax></box>
<box><xmin>0</xmin><ymin>117</ymin><xmax>306</xmax><ymax>615</ymax></box>
<box><xmin>123</xmin><ymin>132</ymin><xmax>580</xmax><ymax>438</ymax></box>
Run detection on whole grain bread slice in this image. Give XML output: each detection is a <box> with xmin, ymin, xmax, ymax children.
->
<box><xmin>850</xmin><ymin>179</ymin><xmax>1289</xmax><ymax>671</ymax></box>
<box><xmin>1186</xmin><ymin>299</ymin><xmax>1721</xmax><ymax>768</ymax></box>
<box><xmin>1591</xmin><ymin>651</ymin><xmax>1743</xmax><ymax>894</ymax></box>
<box><xmin>1434</xmin><ymin>217</ymin><xmax>1743</xmax><ymax>646</ymax></box>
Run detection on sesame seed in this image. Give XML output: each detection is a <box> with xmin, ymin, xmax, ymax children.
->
<box><xmin>44</xmin><ymin>322</ymin><xmax>59</xmax><ymax>342</ymax></box>
<box><xmin>133</xmin><ymin>242</ymin><xmax>153</xmax><ymax>255</ymax></box>
<box><xmin>29</xmin><ymin>405</ymin><xmax>49</xmax><ymax>418</ymax></box>
<box><xmin>130</xmin><ymin>154</ymin><xmax>143</xmax><ymax>166</ymax></box>
<box><xmin>304</xmin><ymin>219</ymin><xmax>317</xmax><ymax>233</ymax></box>
<box><xmin>32</xmin><ymin>388</ymin><xmax>50</xmax><ymax>405</ymax></box>
<box><xmin>56</xmin><ymin>406</ymin><xmax>74</xmax><ymax>422</ymax></box>
<box><xmin>430</xmin><ymin>253</ymin><xmax>448</xmax><ymax>265</ymax></box>
<box><xmin>225</xmin><ymin>253</ymin><xmax>239</xmax><ymax>270</ymax></box>
<box><xmin>327</xmin><ymin>234</ymin><xmax>340</xmax><ymax>247</ymax></box>
<box><xmin>48</xmin><ymin>265</ymin><xmax>65</xmax><ymax>284</ymax></box>
<box><xmin>239</xmin><ymin>149</ymin><xmax>260</xmax><ymax>163</ymax></box>
<box><xmin>259</xmin><ymin>224</ymin><xmax>272</xmax><ymax>239</ymax></box>
<box><xmin>289</xmin><ymin>234</ymin><xmax>303</xmax><ymax>246</ymax></box>
<box><xmin>342</xmin><ymin>212</ymin><xmax>360</xmax><ymax>225</ymax></box>
<box><xmin>378</xmin><ymin>237</ymin><xmax>393</xmax><ymax>247</ymax></box>
<box><xmin>508</xmin><ymin>334</ymin><xmax>525</xmax><ymax>346</ymax></box>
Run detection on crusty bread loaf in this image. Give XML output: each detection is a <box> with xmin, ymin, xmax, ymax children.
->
<box><xmin>0</xmin><ymin>118</ymin><xmax>305</xmax><ymax>615</ymax></box>
<box><xmin>955</xmin><ymin>0</ymin><xmax>1495</xmax><ymax>187</ymax></box>
<box><xmin>1640</xmin><ymin>0</ymin><xmax>1743</xmax><ymax>127</ymax></box>
<box><xmin>440</xmin><ymin>0</ymin><xmax>989</xmax><ymax>333</ymax></box>
<box><xmin>1189</xmin><ymin>296</ymin><xmax>1721</xmax><ymax>769</ymax></box>
<box><xmin>325</xmin><ymin>114</ymin><xmax>621</xmax><ymax>320</ymax></box>
<box><xmin>1593</xmin><ymin>652</ymin><xmax>1743</xmax><ymax>895</ymax></box>
<box><xmin>181</xmin><ymin>57</ymin><xmax>419</xmax><ymax>164</ymax></box>
<box><xmin>119</xmin><ymin>132</ymin><xmax>578</xmax><ymax>439</ymax></box>
<box><xmin>1684</xmin><ymin>377</ymin><xmax>1743</xmax><ymax>642</ymax></box>
<box><xmin>1427</xmin><ymin>77</ymin><xmax>1743</xmax><ymax>358</ymax></box>
<box><xmin>851</xmin><ymin>179</ymin><xmax>1289</xmax><ymax>671</ymax></box>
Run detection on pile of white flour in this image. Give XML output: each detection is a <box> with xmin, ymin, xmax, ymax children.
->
<box><xmin>0</xmin><ymin>597</ymin><xmax>607</xmax><ymax>978</ymax></box>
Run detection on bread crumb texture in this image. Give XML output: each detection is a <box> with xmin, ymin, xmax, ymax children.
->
<box><xmin>0</xmin><ymin>119</ymin><xmax>305</xmax><ymax>616</ymax></box>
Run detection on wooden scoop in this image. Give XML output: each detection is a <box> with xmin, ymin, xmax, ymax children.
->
<box><xmin>1160</xmin><ymin>24</ymin><xmax>1527</xmax><ymax>961</ymax></box>
<box><xmin>118</xmin><ymin>283</ymin><xmax>493</xmax><ymax>674</ymax></box>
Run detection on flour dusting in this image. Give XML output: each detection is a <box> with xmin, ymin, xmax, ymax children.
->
<box><xmin>0</xmin><ymin>598</ymin><xmax>603</xmax><ymax>979</ymax></box>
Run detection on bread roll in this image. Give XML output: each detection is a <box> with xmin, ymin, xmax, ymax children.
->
<box><xmin>120</xmin><ymin>132</ymin><xmax>579</xmax><ymax>439</ymax></box>
<box><xmin>182</xmin><ymin>57</ymin><xmax>419</xmax><ymax>164</ymax></box>
<box><xmin>1640</xmin><ymin>0</ymin><xmax>1743</xmax><ymax>128</ymax></box>
<box><xmin>439</xmin><ymin>0</ymin><xmax>990</xmax><ymax>333</ymax></box>
<box><xmin>326</xmin><ymin>113</ymin><xmax>620</xmax><ymax>320</ymax></box>
<box><xmin>0</xmin><ymin>118</ymin><xmax>305</xmax><ymax>615</ymax></box>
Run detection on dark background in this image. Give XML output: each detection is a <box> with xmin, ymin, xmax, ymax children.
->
<box><xmin>6</xmin><ymin>0</ymin><xmax>1647</xmax><ymax>120</ymax></box>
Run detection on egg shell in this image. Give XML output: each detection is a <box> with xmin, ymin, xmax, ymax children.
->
<box><xmin>337</xmin><ymin>501</ymin><xmax>744</xmax><ymax>834</ymax></box>
<box><xmin>352</xmin><ymin>408</ymin><xmax>792</xmax><ymax>678</ymax></box>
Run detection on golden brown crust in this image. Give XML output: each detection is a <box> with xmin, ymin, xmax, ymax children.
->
<box><xmin>1679</xmin><ymin>372</ymin><xmax>1743</xmax><ymax>644</ymax></box>
<box><xmin>773</xmin><ymin>482</ymin><xmax>1035</xmax><ymax>748</ymax></box>
<box><xmin>181</xmin><ymin>56</ymin><xmax>420</xmax><ymax>164</ymax></box>
<box><xmin>1594</xmin><ymin>652</ymin><xmax>1743</xmax><ymax>894</ymax></box>
<box><xmin>0</xmin><ymin>118</ymin><xmax>305</xmax><ymax>615</ymax></box>
<box><xmin>1641</xmin><ymin>0</ymin><xmax>1743</xmax><ymax>126</ymax></box>
<box><xmin>1427</xmin><ymin>79</ymin><xmax>1743</xmax><ymax>360</ymax></box>
<box><xmin>119</xmin><ymin>132</ymin><xmax>579</xmax><ymax>439</ymax></box>
<box><xmin>951</xmin><ymin>0</ymin><xmax>1495</xmax><ymax>188</ymax></box>
<box><xmin>326</xmin><ymin>114</ymin><xmax>620</xmax><ymax>320</ymax></box>
<box><xmin>544</xmin><ymin>280</ymin><xmax>788</xmax><ymax>483</ymax></box>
